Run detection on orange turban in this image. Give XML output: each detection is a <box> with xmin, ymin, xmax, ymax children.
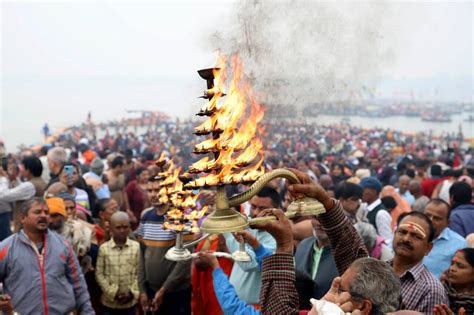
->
<box><xmin>46</xmin><ymin>197</ymin><xmax>67</xmax><ymax>218</ymax></box>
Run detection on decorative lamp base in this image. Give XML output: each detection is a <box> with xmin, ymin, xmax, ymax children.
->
<box><xmin>231</xmin><ymin>250</ymin><xmax>252</xmax><ymax>262</ymax></box>
<box><xmin>200</xmin><ymin>208</ymin><xmax>249</xmax><ymax>233</ymax></box>
<box><xmin>165</xmin><ymin>247</ymin><xmax>192</xmax><ymax>261</ymax></box>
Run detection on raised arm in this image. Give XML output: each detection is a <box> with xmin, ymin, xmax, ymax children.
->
<box><xmin>0</xmin><ymin>182</ymin><xmax>35</xmax><ymax>202</ymax></box>
<box><xmin>287</xmin><ymin>168</ymin><xmax>368</xmax><ymax>274</ymax></box>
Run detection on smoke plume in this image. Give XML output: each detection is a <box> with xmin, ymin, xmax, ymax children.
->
<box><xmin>207</xmin><ymin>0</ymin><xmax>398</xmax><ymax>110</ymax></box>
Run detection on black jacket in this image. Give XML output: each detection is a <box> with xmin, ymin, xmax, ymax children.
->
<box><xmin>295</xmin><ymin>236</ymin><xmax>339</xmax><ymax>310</ymax></box>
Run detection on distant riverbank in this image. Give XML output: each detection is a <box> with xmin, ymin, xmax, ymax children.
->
<box><xmin>303</xmin><ymin>112</ymin><xmax>473</xmax><ymax>138</ymax></box>
<box><xmin>3</xmin><ymin>111</ymin><xmax>473</xmax><ymax>153</ymax></box>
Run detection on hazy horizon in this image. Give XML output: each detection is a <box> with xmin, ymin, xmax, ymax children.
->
<box><xmin>1</xmin><ymin>1</ymin><xmax>473</xmax><ymax>151</ymax></box>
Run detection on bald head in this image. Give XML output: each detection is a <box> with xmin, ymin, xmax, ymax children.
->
<box><xmin>319</xmin><ymin>174</ymin><xmax>333</xmax><ymax>190</ymax></box>
<box><xmin>109</xmin><ymin>211</ymin><xmax>130</xmax><ymax>244</ymax></box>
<box><xmin>46</xmin><ymin>182</ymin><xmax>67</xmax><ymax>197</ymax></box>
<box><xmin>110</xmin><ymin>211</ymin><xmax>130</xmax><ymax>226</ymax></box>
<box><xmin>408</xmin><ymin>179</ymin><xmax>422</xmax><ymax>197</ymax></box>
<box><xmin>398</xmin><ymin>175</ymin><xmax>411</xmax><ymax>194</ymax></box>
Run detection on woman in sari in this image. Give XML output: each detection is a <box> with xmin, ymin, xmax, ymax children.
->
<box><xmin>435</xmin><ymin>248</ymin><xmax>474</xmax><ymax>314</ymax></box>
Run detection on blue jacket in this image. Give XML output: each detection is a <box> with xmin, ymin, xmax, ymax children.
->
<box><xmin>0</xmin><ymin>230</ymin><xmax>94</xmax><ymax>314</ymax></box>
<box><xmin>212</xmin><ymin>245</ymin><xmax>272</xmax><ymax>315</ymax></box>
<box><xmin>449</xmin><ymin>204</ymin><xmax>474</xmax><ymax>237</ymax></box>
<box><xmin>224</xmin><ymin>230</ymin><xmax>276</xmax><ymax>304</ymax></box>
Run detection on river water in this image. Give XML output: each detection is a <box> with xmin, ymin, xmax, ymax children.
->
<box><xmin>304</xmin><ymin>112</ymin><xmax>474</xmax><ymax>138</ymax></box>
<box><xmin>3</xmin><ymin>111</ymin><xmax>473</xmax><ymax>153</ymax></box>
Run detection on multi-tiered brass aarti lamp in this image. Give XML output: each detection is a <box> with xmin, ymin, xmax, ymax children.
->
<box><xmin>162</xmin><ymin>56</ymin><xmax>325</xmax><ymax>261</ymax></box>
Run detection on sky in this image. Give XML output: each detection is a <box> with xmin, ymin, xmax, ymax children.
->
<box><xmin>1</xmin><ymin>0</ymin><xmax>473</xmax><ymax>150</ymax></box>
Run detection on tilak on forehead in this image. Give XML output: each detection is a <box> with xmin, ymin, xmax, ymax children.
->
<box><xmin>399</xmin><ymin>221</ymin><xmax>427</xmax><ymax>239</ymax></box>
<box><xmin>452</xmin><ymin>250</ymin><xmax>464</xmax><ymax>264</ymax></box>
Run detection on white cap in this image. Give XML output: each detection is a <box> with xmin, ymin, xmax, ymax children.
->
<box><xmin>79</xmin><ymin>138</ymin><xmax>89</xmax><ymax>145</ymax></box>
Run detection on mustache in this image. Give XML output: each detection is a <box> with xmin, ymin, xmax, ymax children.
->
<box><xmin>397</xmin><ymin>241</ymin><xmax>414</xmax><ymax>250</ymax></box>
<box><xmin>38</xmin><ymin>220</ymin><xmax>48</xmax><ymax>224</ymax></box>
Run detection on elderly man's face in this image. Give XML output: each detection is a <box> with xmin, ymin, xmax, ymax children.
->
<box><xmin>338</xmin><ymin>267</ymin><xmax>372</xmax><ymax>315</ymax></box>
<box><xmin>398</xmin><ymin>176</ymin><xmax>410</xmax><ymax>194</ymax></box>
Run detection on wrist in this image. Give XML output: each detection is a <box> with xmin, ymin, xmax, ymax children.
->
<box><xmin>322</xmin><ymin>198</ymin><xmax>334</xmax><ymax>211</ymax></box>
<box><xmin>249</xmin><ymin>240</ymin><xmax>260</xmax><ymax>249</ymax></box>
<box><xmin>276</xmin><ymin>241</ymin><xmax>294</xmax><ymax>254</ymax></box>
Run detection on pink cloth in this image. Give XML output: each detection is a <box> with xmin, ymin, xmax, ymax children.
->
<box><xmin>371</xmin><ymin>236</ymin><xmax>385</xmax><ymax>259</ymax></box>
<box><xmin>76</xmin><ymin>204</ymin><xmax>91</xmax><ymax>217</ymax></box>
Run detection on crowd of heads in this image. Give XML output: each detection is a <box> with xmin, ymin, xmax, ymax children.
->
<box><xmin>1</xmin><ymin>115</ymin><xmax>474</xmax><ymax>314</ymax></box>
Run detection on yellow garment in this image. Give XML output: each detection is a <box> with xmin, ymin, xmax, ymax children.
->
<box><xmin>95</xmin><ymin>238</ymin><xmax>140</xmax><ymax>309</ymax></box>
<box><xmin>46</xmin><ymin>197</ymin><xmax>67</xmax><ymax>217</ymax></box>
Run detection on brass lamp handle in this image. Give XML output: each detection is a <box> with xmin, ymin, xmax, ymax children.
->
<box><xmin>228</xmin><ymin>169</ymin><xmax>300</xmax><ymax>207</ymax></box>
<box><xmin>248</xmin><ymin>212</ymin><xmax>297</xmax><ymax>225</ymax></box>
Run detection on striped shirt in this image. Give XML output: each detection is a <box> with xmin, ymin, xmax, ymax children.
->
<box><xmin>138</xmin><ymin>215</ymin><xmax>176</xmax><ymax>241</ymax></box>
<box><xmin>137</xmin><ymin>208</ymin><xmax>194</xmax><ymax>245</ymax></box>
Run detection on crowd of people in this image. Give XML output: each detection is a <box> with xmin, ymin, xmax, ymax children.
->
<box><xmin>0</xmin><ymin>116</ymin><xmax>473</xmax><ymax>315</ymax></box>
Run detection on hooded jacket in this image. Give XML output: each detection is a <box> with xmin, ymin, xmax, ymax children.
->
<box><xmin>0</xmin><ymin>230</ymin><xmax>94</xmax><ymax>314</ymax></box>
